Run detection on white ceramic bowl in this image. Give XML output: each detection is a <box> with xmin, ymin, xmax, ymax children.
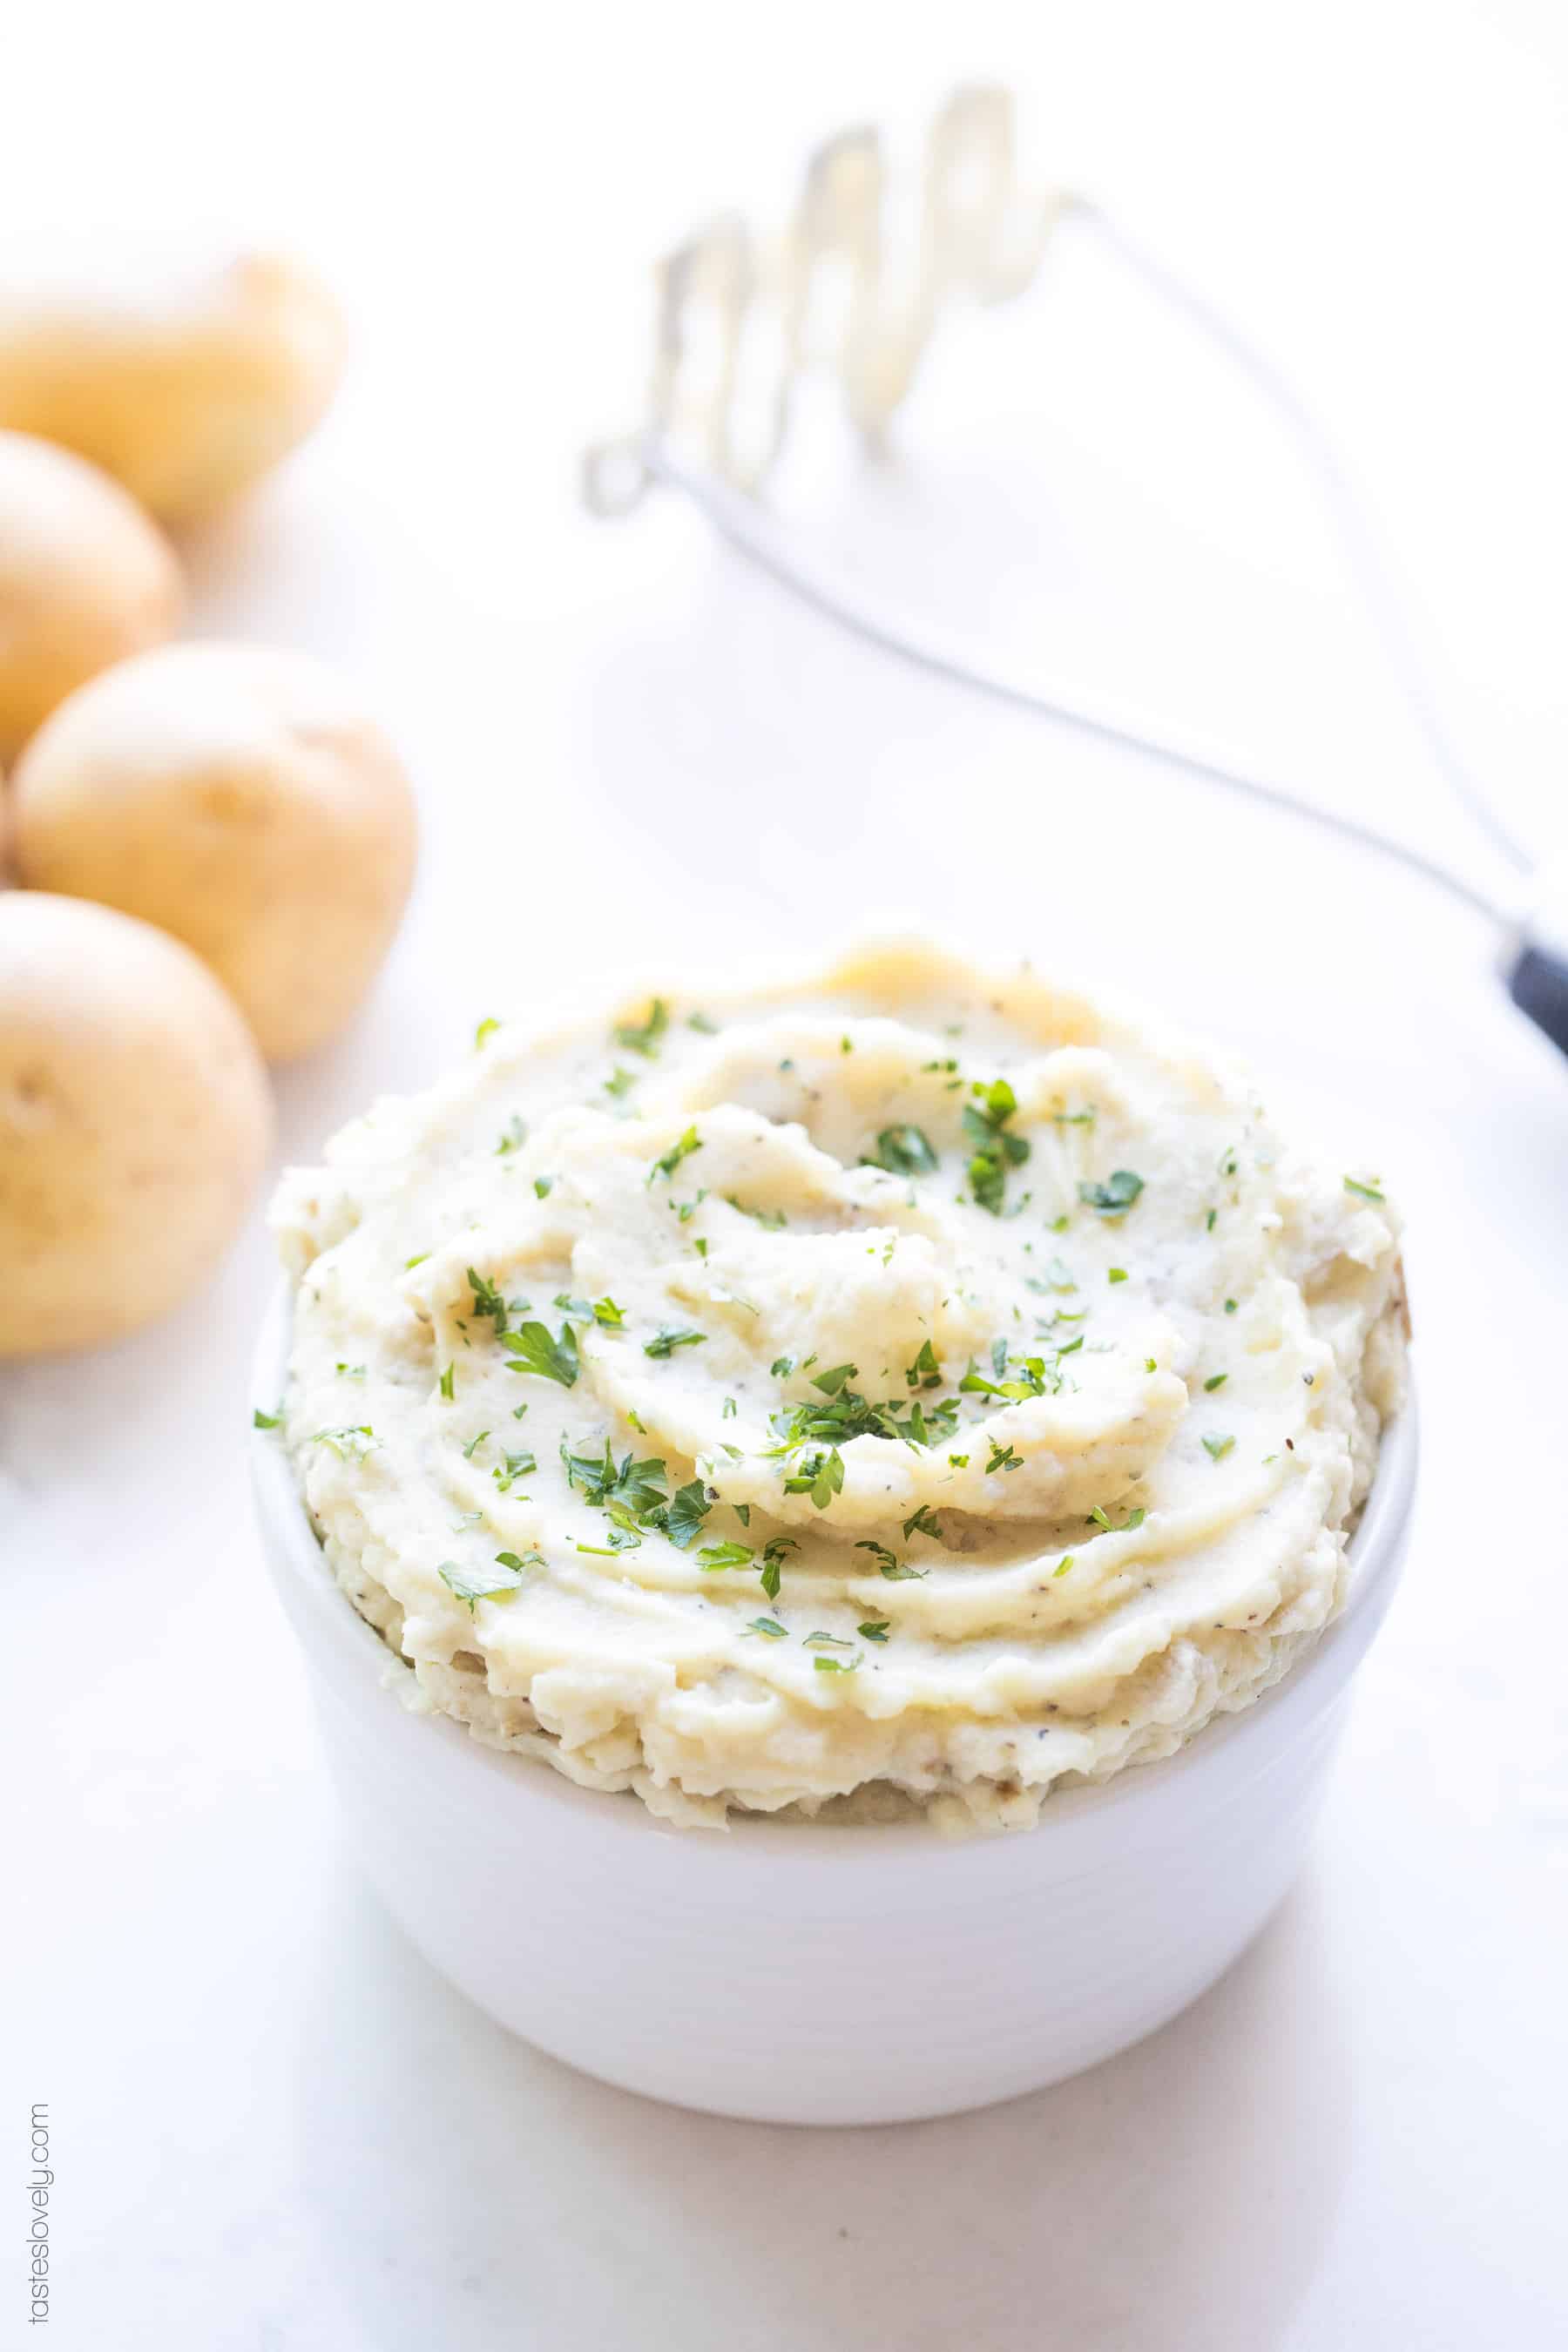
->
<box><xmin>251</xmin><ymin>1289</ymin><xmax>1416</xmax><ymax>2126</ymax></box>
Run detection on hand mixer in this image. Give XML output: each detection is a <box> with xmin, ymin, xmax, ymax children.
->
<box><xmin>584</xmin><ymin>84</ymin><xmax>1568</xmax><ymax>1059</ymax></box>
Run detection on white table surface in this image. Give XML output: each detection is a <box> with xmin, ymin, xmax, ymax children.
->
<box><xmin>3</xmin><ymin>5</ymin><xmax>1566</xmax><ymax>2346</ymax></box>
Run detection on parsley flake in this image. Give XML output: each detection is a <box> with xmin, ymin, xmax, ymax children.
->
<box><xmin>783</xmin><ymin>1448</ymin><xmax>845</xmax><ymax>1510</ymax></box>
<box><xmin>645</xmin><ymin>1327</ymin><xmax>707</xmax><ymax>1358</ymax></box>
<box><xmin>867</xmin><ymin>1124</ymin><xmax>938</xmax><ymax>1178</ymax></box>
<box><xmin>697</xmin><ymin>1541</ymin><xmax>754</xmax><ymax>1571</ymax></box>
<box><xmin>613</xmin><ymin>998</ymin><xmax>669</xmax><ymax>1058</ymax></box>
<box><xmin>759</xmin><ymin>1536</ymin><xmax>799</xmax><ymax>1601</ymax></box>
<box><xmin>648</xmin><ymin>1125</ymin><xmax>702</xmax><ymax>1185</ymax></box>
<box><xmin>438</xmin><ymin>1551</ymin><xmax>538</xmax><ymax>1612</ymax></box>
<box><xmin>504</xmin><ymin>1321</ymin><xmax>580</xmax><ymax>1388</ymax></box>
<box><xmin>663</xmin><ymin>1479</ymin><xmax>716</xmax><ymax>1549</ymax></box>
<box><xmin>311</xmin><ymin>1426</ymin><xmax>379</xmax><ymax>1462</ymax></box>
<box><xmin>1078</xmin><ymin>1170</ymin><xmax>1145</xmax><ymax>1217</ymax></box>
<box><xmin>963</xmin><ymin>1078</ymin><xmax>1031</xmax><ymax>1214</ymax></box>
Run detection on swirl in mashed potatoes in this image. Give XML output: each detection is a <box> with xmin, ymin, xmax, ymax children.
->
<box><xmin>272</xmin><ymin>941</ymin><xmax>1407</xmax><ymax>1830</ymax></box>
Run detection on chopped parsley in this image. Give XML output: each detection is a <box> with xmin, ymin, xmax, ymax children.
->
<box><xmin>867</xmin><ymin>1124</ymin><xmax>938</xmax><ymax>1178</ymax></box>
<box><xmin>474</xmin><ymin>1017</ymin><xmax>500</xmax><ymax>1050</ymax></box>
<box><xmin>438</xmin><ymin>1363</ymin><xmax>456</xmax><ymax>1401</ymax></box>
<box><xmin>311</xmin><ymin>1424</ymin><xmax>379</xmax><ymax>1462</ymax></box>
<box><xmin>439</xmin><ymin>1551</ymin><xmax>539</xmax><ymax>1612</ymax></box>
<box><xmin>663</xmin><ymin>1478</ymin><xmax>716</xmax><ymax>1549</ymax></box>
<box><xmin>648</xmin><ymin>1125</ymin><xmax>702</xmax><ymax>1184</ymax></box>
<box><xmin>1201</xmin><ymin>1433</ymin><xmax>1236</xmax><ymax>1462</ymax></box>
<box><xmin>963</xmin><ymin>1078</ymin><xmax>1031</xmax><ymax>1213</ymax></box>
<box><xmin>561</xmin><ymin>1441</ymin><xmax>668</xmax><ymax>1520</ymax></box>
<box><xmin>253</xmin><ymin>1405</ymin><xmax>281</xmax><ymax>1431</ymax></box>
<box><xmin>902</xmin><ymin>1503</ymin><xmax>943</xmax><ymax>1542</ymax></box>
<box><xmin>857</xmin><ymin>1619</ymin><xmax>890</xmax><ymax>1643</ymax></box>
<box><xmin>503</xmin><ymin>1321</ymin><xmax>580</xmax><ymax>1388</ymax></box>
<box><xmin>644</xmin><ymin>1327</ymin><xmax>707</xmax><ymax>1358</ymax></box>
<box><xmin>1078</xmin><ymin>1170</ymin><xmax>1145</xmax><ymax>1217</ymax></box>
<box><xmin>763</xmin><ymin>1361</ymin><xmax>957</xmax><ymax>1459</ymax></box>
<box><xmin>743</xmin><ymin>1616</ymin><xmax>787</xmax><ymax>1639</ymax></box>
<box><xmin>759</xmin><ymin>1536</ymin><xmax>798</xmax><ymax>1601</ymax></box>
<box><xmin>697</xmin><ymin>1541</ymin><xmax>754</xmax><ymax>1571</ymax></box>
<box><xmin>462</xmin><ymin>1429</ymin><xmax>490</xmax><ymax>1459</ymax></box>
<box><xmin>613</xmin><ymin>997</ymin><xmax>669</xmax><ymax>1058</ymax></box>
<box><xmin>467</xmin><ymin>1267</ymin><xmax>507</xmax><ymax>1328</ymax></box>
<box><xmin>495</xmin><ymin>1116</ymin><xmax>526</xmax><ymax>1155</ymax></box>
<box><xmin>533</xmin><ymin>1176</ymin><xmax>553</xmax><ymax>1199</ymax></box>
<box><xmin>687</xmin><ymin>1010</ymin><xmax>718</xmax><ymax>1033</ymax></box>
<box><xmin>1203</xmin><ymin>1373</ymin><xmax>1228</xmax><ymax>1392</ymax></box>
<box><xmin>491</xmin><ymin>1449</ymin><xmax>536</xmax><ymax>1491</ymax></box>
<box><xmin>1343</xmin><ymin>1176</ymin><xmax>1385</xmax><ymax>1203</ymax></box>
<box><xmin>782</xmin><ymin>1447</ymin><xmax>845</xmax><ymax>1510</ymax></box>
<box><xmin>727</xmin><ymin>1195</ymin><xmax>787</xmax><ymax>1228</ymax></box>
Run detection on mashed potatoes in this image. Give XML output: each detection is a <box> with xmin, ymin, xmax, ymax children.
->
<box><xmin>272</xmin><ymin>941</ymin><xmax>1406</xmax><ymax>1830</ymax></box>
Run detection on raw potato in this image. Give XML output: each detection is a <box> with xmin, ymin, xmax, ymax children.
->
<box><xmin>0</xmin><ymin>429</ymin><xmax>182</xmax><ymax>763</ymax></box>
<box><xmin>10</xmin><ymin>642</ymin><xmax>418</xmax><ymax>1063</ymax></box>
<box><xmin>0</xmin><ymin>252</ymin><xmax>347</xmax><ymax>526</ymax></box>
<box><xmin>0</xmin><ymin>893</ymin><xmax>272</xmax><ymax>1357</ymax></box>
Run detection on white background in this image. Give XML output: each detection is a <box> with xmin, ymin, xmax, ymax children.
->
<box><xmin>3</xmin><ymin>3</ymin><xmax>1566</xmax><ymax>2346</ymax></box>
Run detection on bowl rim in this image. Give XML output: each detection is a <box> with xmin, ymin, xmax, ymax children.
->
<box><xmin>251</xmin><ymin>1281</ymin><xmax>1417</xmax><ymax>1855</ymax></box>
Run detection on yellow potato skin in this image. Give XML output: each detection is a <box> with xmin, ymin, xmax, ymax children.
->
<box><xmin>0</xmin><ymin>429</ymin><xmax>182</xmax><ymax>764</ymax></box>
<box><xmin>0</xmin><ymin>253</ymin><xmax>346</xmax><ymax>526</ymax></box>
<box><xmin>11</xmin><ymin>642</ymin><xmax>418</xmax><ymax>1063</ymax></box>
<box><xmin>0</xmin><ymin>892</ymin><xmax>272</xmax><ymax>1357</ymax></box>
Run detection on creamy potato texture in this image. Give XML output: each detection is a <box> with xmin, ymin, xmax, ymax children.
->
<box><xmin>274</xmin><ymin>943</ymin><xmax>1406</xmax><ymax>1830</ymax></box>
